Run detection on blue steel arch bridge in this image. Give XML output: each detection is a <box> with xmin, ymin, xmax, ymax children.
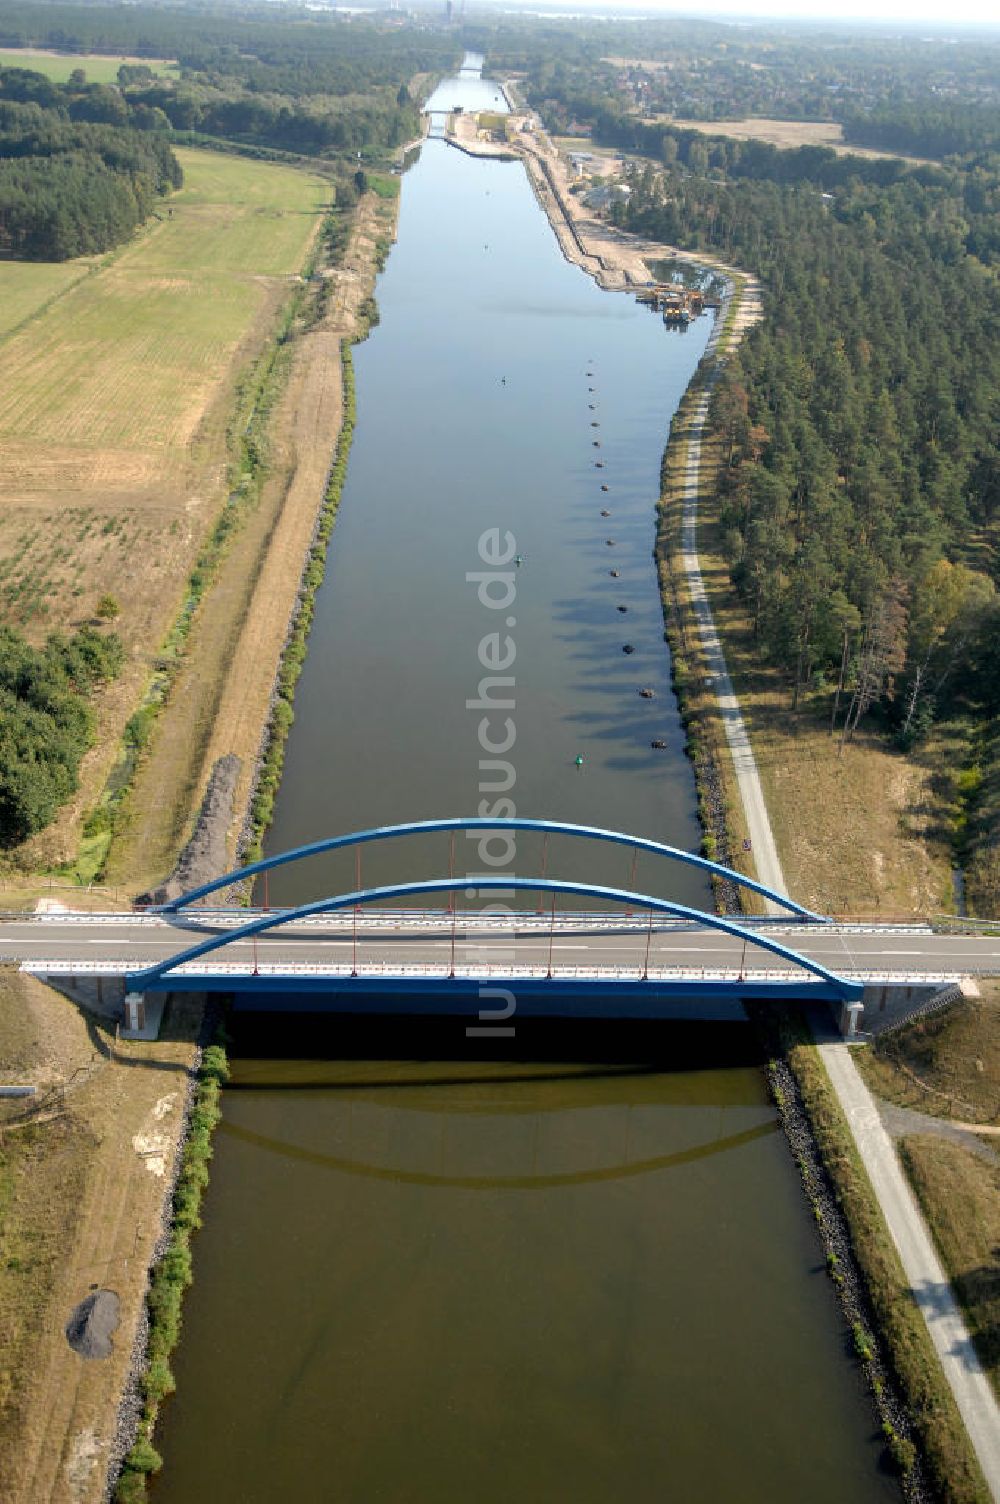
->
<box><xmin>6</xmin><ymin>817</ymin><xmax>987</xmax><ymax>1038</ymax></box>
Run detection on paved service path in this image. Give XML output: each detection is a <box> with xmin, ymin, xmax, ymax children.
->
<box><xmin>679</xmin><ymin>387</ymin><xmax>787</xmax><ymax>912</ymax></box>
<box><xmin>820</xmin><ymin>1033</ymin><xmax>1000</xmax><ymax>1498</ymax></box>
<box><xmin>682</xmin><ymin>288</ymin><xmax>1000</xmax><ymax>1498</ymax></box>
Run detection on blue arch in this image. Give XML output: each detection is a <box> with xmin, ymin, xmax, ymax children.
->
<box><xmin>158</xmin><ymin>816</ymin><xmax>822</xmax><ymax>921</ymax></box>
<box><xmin>130</xmin><ymin>876</ymin><xmax>854</xmax><ymax>996</ymax></box>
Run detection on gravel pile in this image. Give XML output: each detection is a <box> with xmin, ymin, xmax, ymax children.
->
<box><xmin>65</xmin><ymin>1291</ymin><xmax>120</xmax><ymax>1360</ymax></box>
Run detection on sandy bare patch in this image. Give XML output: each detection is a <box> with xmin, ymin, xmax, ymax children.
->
<box><xmin>670</xmin><ymin>116</ymin><xmax>929</xmax><ymax>164</ymax></box>
<box><xmin>64</xmin><ymin>1427</ymin><xmax>105</xmax><ymax>1501</ymax></box>
<box><xmin>132</xmin><ymin>1092</ymin><xmax>178</xmax><ymax>1176</ymax></box>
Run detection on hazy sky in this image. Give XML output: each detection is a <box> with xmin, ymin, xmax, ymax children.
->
<box><xmin>563</xmin><ymin>0</ymin><xmax>999</xmax><ymax>22</ymax></box>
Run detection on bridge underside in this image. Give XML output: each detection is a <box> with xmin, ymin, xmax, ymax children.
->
<box><xmin>126</xmin><ymin>970</ymin><xmax>858</xmax><ymax>1010</ymax></box>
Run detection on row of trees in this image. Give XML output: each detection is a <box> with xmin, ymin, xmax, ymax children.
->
<box><xmin>618</xmin><ymin>154</ymin><xmax>999</xmax><ymax>728</ymax></box>
<box><xmin>0</xmin><ymin>83</ymin><xmax>181</xmax><ymax>258</ymax></box>
<box><xmin>0</xmin><ymin>625</ymin><xmax>123</xmax><ymax>847</ymax></box>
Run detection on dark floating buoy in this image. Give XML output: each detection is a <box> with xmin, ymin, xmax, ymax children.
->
<box><xmin>591</xmin><ymin>421</ymin><xmax>600</xmax><ymax>428</ymax></box>
<box><xmin>605</xmin><ymin>538</ymin><xmax>616</xmax><ymax>546</ymax></box>
<box><xmin>609</xmin><ymin>568</ymin><xmax>620</xmax><ymax>577</ymax></box>
<box><xmin>617</xmin><ymin>604</ymin><xmax>628</xmax><ymax>613</ymax></box>
<box><xmin>588</xmin><ymin>404</ymin><xmax>596</xmax><ymax>411</ymax></box>
<box><xmin>600</xmin><ymin>484</ymin><xmax>609</xmax><ymax>492</ymax></box>
<box><xmin>639</xmin><ymin>687</ymin><xmax>655</xmax><ymax>699</ymax></box>
<box><xmin>622</xmin><ymin>644</ymin><xmax>635</xmax><ymax>655</ymax></box>
<box><xmin>595</xmin><ymin>461</ymin><xmax>605</xmax><ymax>468</ymax></box>
<box><xmin>600</xmin><ymin>508</ymin><xmax>611</xmax><ymax>517</ymax></box>
<box><xmin>588</xmin><ymin>386</ymin><xmax>595</xmax><ymax>393</ymax></box>
<box><xmin>593</xmin><ymin>441</ymin><xmax>601</xmax><ymax>448</ymax></box>
<box><xmin>651</xmin><ymin>738</ymin><xmax>667</xmax><ymax>749</ymax></box>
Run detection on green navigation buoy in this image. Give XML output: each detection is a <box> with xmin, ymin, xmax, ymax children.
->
<box><xmin>574</xmin><ymin>754</ymin><xmax>584</xmax><ymax>767</ymax></box>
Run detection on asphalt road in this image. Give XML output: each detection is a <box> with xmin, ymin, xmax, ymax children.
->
<box><xmin>2</xmin><ymin>913</ymin><xmax>998</xmax><ymax>979</ymax></box>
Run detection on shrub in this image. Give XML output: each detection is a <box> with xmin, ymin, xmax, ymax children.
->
<box><xmin>124</xmin><ymin>1437</ymin><xmax>163</xmax><ymax>1474</ymax></box>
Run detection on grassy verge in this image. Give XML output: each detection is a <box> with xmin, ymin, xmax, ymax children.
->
<box><xmin>242</xmin><ymin>339</ymin><xmax>357</xmax><ymax>865</ymax></box>
<box><xmin>114</xmin><ymin>1039</ymin><xmax>229</xmax><ymax>1503</ymax></box>
<box><xmin>774</xmin><ymin>1008</ymin><xmax>990</xmax><ymax>1504</ymax></box>
<box><xmin>856</xmin><ymin>984</ymin><xmax>1000</xmax><ymax>1126</ymax></box>
<box><xmin>900</xmin><ymin>1136</ymin><xmax>1000</xmax><ymax>1404</ymax></box>
<box><xmin>853</xmin><ymin>988</ymin><xmax>1000</xmax><ymax>1403</ymax></box>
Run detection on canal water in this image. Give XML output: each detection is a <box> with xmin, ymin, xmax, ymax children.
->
<box><xmin>150</xmin><ymin>62</ymin><xmax>899</xmax><ymax>1504</ymax></box>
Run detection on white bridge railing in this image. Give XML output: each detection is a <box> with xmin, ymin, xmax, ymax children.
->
<box><xmin>22</xmin><ymin>959</ymin><xmax>962</xmax><ymax>986</ymax></box>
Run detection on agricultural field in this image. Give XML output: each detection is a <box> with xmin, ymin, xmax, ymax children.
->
<box><xmin>0</xmin><ymin>262</ymin><xmax>93</xmax><ymax>340</ymax></box>
<box><xmin>667</xmin><ymin>116</ymin><xmax>929</xmax><ymax>164</ymax></box>
<box><xmin>0</xmin><ymin>47</ymin><xmax>177</xmax><ymax>82</ymax></box>
<box><xmin>0</xmin><ymin>147</ymin><xmax>327</xmax><ymax>865</ymax></box>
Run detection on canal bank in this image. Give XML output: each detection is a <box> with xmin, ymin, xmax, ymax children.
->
<box><xmin>647</xmin><ymin>195</ymin><xmax>997</xmax><ymax>1504</ymax></box>
<box><xmin>139</xmin><ymin>59</ymin><xmax>910</xmax><ymax>1504</ymax></box>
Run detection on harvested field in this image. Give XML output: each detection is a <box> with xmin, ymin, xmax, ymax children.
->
<box><xmin>668</xmin><ymin>116</ymin><xmax>929</xmax><ymax>164</ymax></box>
<box><xmin>0</xmin><ymin>49</ymin><xmax>177</xmax><ymax>83</ymax></box>
<box><xmin>108</xmin><ymin>190</ymin><xmax>397</xmax><ymax>894</ymax></box>
<box><xmin>0</xmin><ymin>969</ymin><xmax>200</xmax><ymax>1504</ymax></box>
<box><xmin>0</xmin><ymin>147</ymin><xmax>327</xmax><ymax>871</ymax></box>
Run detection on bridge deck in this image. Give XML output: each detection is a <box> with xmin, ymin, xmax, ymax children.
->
<box><xmin>7</xmin><ymin>911</ymin><xmax>999</xmax><ymax>996</ymax></box>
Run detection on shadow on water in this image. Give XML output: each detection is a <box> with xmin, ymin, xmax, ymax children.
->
<box><xmin>226</xmin><ymin>1011</ymin><xmax>766</xmax><ymax>1076</ymax></box>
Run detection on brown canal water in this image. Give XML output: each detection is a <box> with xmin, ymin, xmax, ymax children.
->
<box><xmin>149</xmin><ymin>62</ymin><xmax>900</xmax><ymax>1504</ymax></box>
